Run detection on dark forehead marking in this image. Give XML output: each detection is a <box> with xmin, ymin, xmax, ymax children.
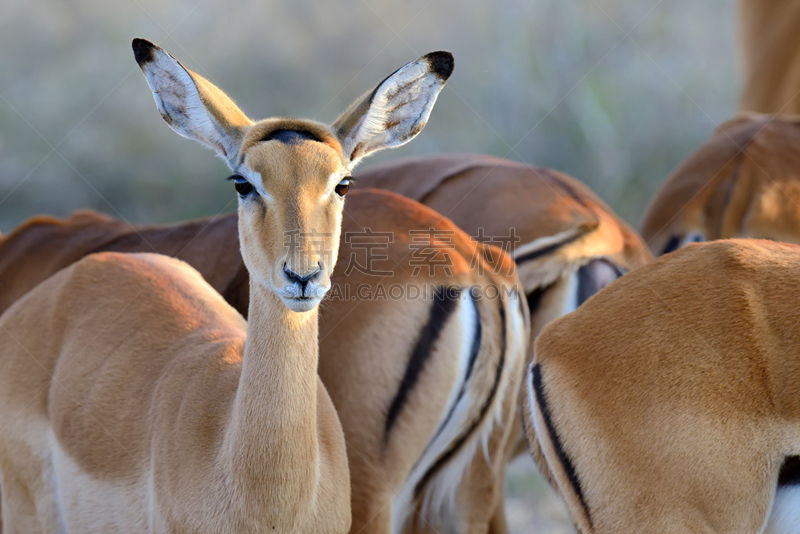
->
<box><xmin>262</xmin><ymin>129</ymin><xmax>322</xmax><ymax>145</ymax></box>
<box><xmin>237</xmin><ymin>118</ymin><xmax>345</xmax><ymax>167</ymax></box>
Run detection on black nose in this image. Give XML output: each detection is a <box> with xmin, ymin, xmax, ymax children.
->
<box><xmin>283</xmin><ymin>263</ymin><xmax>322</xmax><ymax>294</ymax></box>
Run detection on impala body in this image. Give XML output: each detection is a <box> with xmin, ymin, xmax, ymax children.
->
<box><xmin>0</xmin><ymin>40</ymin><xmax>527</xmax><ymax>534</ymax></box>
<box><xmin>740</xmin><ymin>0</ymin><xmax>800</xmax><ymax>114</ymax></box>
<box><xmin>360</xmin><ymin>154</ymin><xmax>651</xmax><ymax>338</ymax></box>
<box><xmin>360</xmin><ymin>154</ymin><xmax>652</xmax><ymax>528</ymax></box>
<box><xmin>523</xmin><ymin>239</ymin><xmax>800</xmax><ymax>533</ymax></box>
<box><xmin>641</xmin><ymin>113</ymin><xmax>800</xmax><ymax>256</ymax></box>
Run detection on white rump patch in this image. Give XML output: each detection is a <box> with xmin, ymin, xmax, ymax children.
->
<box><xmin>764</xmin><ymin>485</ymin><xmax>800</xmax><ymax>534</ymax></box>
<box><xmin>560</xmin><ymin>270</ymin><xmax>580</xmax><ymax>317</ymax></box>
<box><xmin>392</xmin><ymin>290</ymin><xmax>527</xmax><ymax>532</ymax></box>
<box><xmin>511</xmin><ymin>227</ymin><xmax>587</xmax><ymax>262</ymax></box>
<box><xmin>391</xmin><ymin>291</ymin><xmax>478</xmax><ymax>533</ymax></box>
<box><xmin>681</xmin><ymin>232</ymin><xmax>705</xmax><ymax>247</ymax></box>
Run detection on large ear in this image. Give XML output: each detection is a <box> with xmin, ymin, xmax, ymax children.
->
<box><xmin>332</xmin><ymin>51</ymin><xmax>454</xmax><ymax>168</ymax></box>
<box><xmin>131</xmin><ymin>38</ymin><xmax>253</xmax><ymax>168</ymax></box>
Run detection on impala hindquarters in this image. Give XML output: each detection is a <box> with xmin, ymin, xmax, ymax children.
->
<box><xmin>360</xmin><ymin>155</ymin><xmax>653</xmax><ymax>526</ymax></box>
<box><xmin>326</xmin><ymin>191</ymin><xmax>528</xmax><ymax>533</ymax></box>
<box><xmin>523</xmin><ymin>239</ymin><xmax>800</xmax><ymax>533</ymax></box>
<box><xmin>360</xmin><ymin>155</ymin><xmax>651</xmax><ymax>341</ymax></box>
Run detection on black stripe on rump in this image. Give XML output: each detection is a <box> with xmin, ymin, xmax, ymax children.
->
<box><xmin>427</xmin><ymin>291</ymin><xmax>482</xmax><ymax>446</ymax></box>
<box><xmin>779</xmin><ymin>456</ymin><xmax>800</xmax><ymax>486</ymax></box>
<box><xmin>515</xmin><ymin>233</ymin><xmax>584</xmax><ymax>265</ymax></box>
<box><xmin>384</xmin><ymin>286</ymin><xmax>461</xmax><ymax>442</ymax></box>
<box><xmin>526</xmin><ymin>285</ymin><xmax>547</xmax><ymax>318</ymax></box>
<box><xmin>413</xmin><ymin>299</ymin><xmax>507</xmax><ymax>499</ymax></box>
<box><xmin>515</xmin><ymin>287</ymin><xmax>527</xmax><ymax>321</ymax></box>
<box><xmin>531</xmin><ymin>363</ymin><xmax>592</xmax><ymax>528</ymax></box>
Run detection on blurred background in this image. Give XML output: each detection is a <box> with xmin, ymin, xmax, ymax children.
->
<box><xmin>0</xmin><ymin>0</ymin><xmax>738</xmax><ymax>531</ymax></box>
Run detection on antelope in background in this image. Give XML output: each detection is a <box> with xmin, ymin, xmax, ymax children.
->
<box><xmin>641</xmin><ymin>1</ymin><xmax>800</xmax><ymax>254</ymax></box>
<box><xmin>360</xmin><ymin>154</ymin><xmax>651</xmax><ymax>339</ymax></box>
<box><xmin>640</xmin><ymin>113</ymin><xmax>800</xmax><ymax>255</ymax></box>
<box><xmin>740</xmin><ymin>0</ymin><xmax>800</xmax><ymax>114</ymax></box>
<box><xmin>0</xmin><ymin>40</ymin><xmax>529</xmax><ymax>533</ymax></box>
<box><xmin>523</xmin><ymin>239</ymin><xmax>800</xmax><ymax>533</ymax></box>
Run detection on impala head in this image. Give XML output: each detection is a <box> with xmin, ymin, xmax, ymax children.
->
<box><xmin>132</xmin><ymin>38</ymin><xmax>453</xmax><ymax>312</ymax></box>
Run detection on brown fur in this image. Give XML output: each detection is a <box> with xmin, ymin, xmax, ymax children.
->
<box><xmin>0</xmin><ymin>40</ymin><xmax>525</xmax><ymax>533</ymax></box>
<box><xmin>740</xmin><ymin>0</ymin><xmax>800</xmax><ymax>114</ymax></box>
<box><xmin>640</xmin><ymin>113</ymin><xmax>800</xmax><ymax>255</ymax></box>
<box><xmin>523</xmin><ymin>239</ymin><xmax>800</xmax><ymax>532</ymax></box>
<box><xmin>359</xmin><ymin>153</ymin><xmax>651</xmax><ymax>302</ymax></box>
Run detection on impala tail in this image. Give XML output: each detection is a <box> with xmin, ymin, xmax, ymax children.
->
<box><xmin>393</xmin><ymin>285</ymin><xmax>527</xmax><ymax>532</ymax></box>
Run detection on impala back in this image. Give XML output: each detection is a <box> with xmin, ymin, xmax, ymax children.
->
<box><xmin>641</xmin><ymin>113</ymin><xmax>800</xmax><ymax>256</ymax></box>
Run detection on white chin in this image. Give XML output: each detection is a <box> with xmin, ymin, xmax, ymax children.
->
<box><xmin>282</xmin><ymin>297</ymin><xmax>322</xmax><ymax>313</ymax></box>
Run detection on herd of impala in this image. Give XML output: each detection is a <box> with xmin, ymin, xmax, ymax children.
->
<box><xmin>2</xmin><ymin>2</ymin><xmax>800</xmax><ymax>533</ymax></box>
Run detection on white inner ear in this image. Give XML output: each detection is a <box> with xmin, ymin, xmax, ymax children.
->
<box><xmin>344</xmin><ymin>60</ymin><xmax>445</xmax><ymax>164</ymax></box>
<box><xmin>142</xmin><ymin>51</ymin><xmax>237</xmax><ymax>162</ymax></box>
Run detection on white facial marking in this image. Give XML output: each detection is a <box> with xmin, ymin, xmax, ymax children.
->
<box><xmin>322</xmin><ymin>172</ymin><xmax>340</xmax><ymax>200</ymax></box>
<box><xmin>239</xmin><ymin>168</ymin><xmax>273</xmax><ymax>202</ymax></box>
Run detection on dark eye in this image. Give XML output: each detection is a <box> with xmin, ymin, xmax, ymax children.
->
<box><xmin>228</xmin><ymin>174</ymin><xmax>254</xmax><ymax>197</ymax></box>
<box><xmin>335</xmin><ymin>177</ymin><xmax>352</xmax><ymax>197</ymax></box>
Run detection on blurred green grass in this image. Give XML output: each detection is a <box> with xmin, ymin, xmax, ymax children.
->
<box><xmin>0</xmin><ymin>0</ymin><xmax>738</xmax><ymax>235</ymax></box>
<box><xmin>505</xmin><ymin>455</ymin><xmax>574</xmax><ymax>533</ymax></box>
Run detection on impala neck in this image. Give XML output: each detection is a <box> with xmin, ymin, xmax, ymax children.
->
<box><xmin>222</xmin><ymin>278</ymin><xmax>321</xmax><ymax>506</ymax></box>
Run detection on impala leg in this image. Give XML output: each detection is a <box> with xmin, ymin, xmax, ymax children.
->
<box><xmin>486</xmin><ymin>477</ymin><xmax>509</xmax><ymax>534</ymax></box>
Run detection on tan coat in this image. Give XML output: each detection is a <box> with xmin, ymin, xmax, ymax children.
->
<box><xmin>740</xmin><ymin>0</ymin><xmax>800</xmax><ymax>114</ymax></box>
<box><xmin>640</xmin><ymin>113</ymin><xmax>800</xmax><ymax>255</ymax></box>
<box><xmin>524</xmin><ymin>239</ymin><xmax>800</xmax><ymax>533</ymax></box>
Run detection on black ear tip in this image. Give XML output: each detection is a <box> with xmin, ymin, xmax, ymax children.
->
<box><xmin>132</xmin><ymin>38</ymin><xmax>156</xmax><ymax>66</ymax></box>
<box><xmin>425</xmin><ymin>51</ymin><xmax>454</xmax><ymax>81</ymax></box>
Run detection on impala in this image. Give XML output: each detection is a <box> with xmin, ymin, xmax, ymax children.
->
<box><xmin>523</xmin><ymin>239</ymin><xmax>800</xmax><ymax>533</ymax></box>
<box><xmin>0</xmin><ymin>143</ymin><xmax>649</xmax><ymax>534</ymax></box>
<box><xmin>0</xmin><ymin>40</ymin><xmax>528</xmax><ymax>533</ymax></box>
<box><xmin>360</xmin><ymin>154</ymin><xmax>652</xmax><ymax>529</ymax></box>
<box><xmin>360</xmin><ymin>154</ymin><xmax>651</xmax><ymax>340</ymax></box>
<box><xmin>640</xmin><ymin>113</ymin><xmax>800</xmax><ymax>255</ymax></box>
<box><xmin>740</xmin><ymin>0</ymin><xmax>800</xmax><ymax>114</ymax></box>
